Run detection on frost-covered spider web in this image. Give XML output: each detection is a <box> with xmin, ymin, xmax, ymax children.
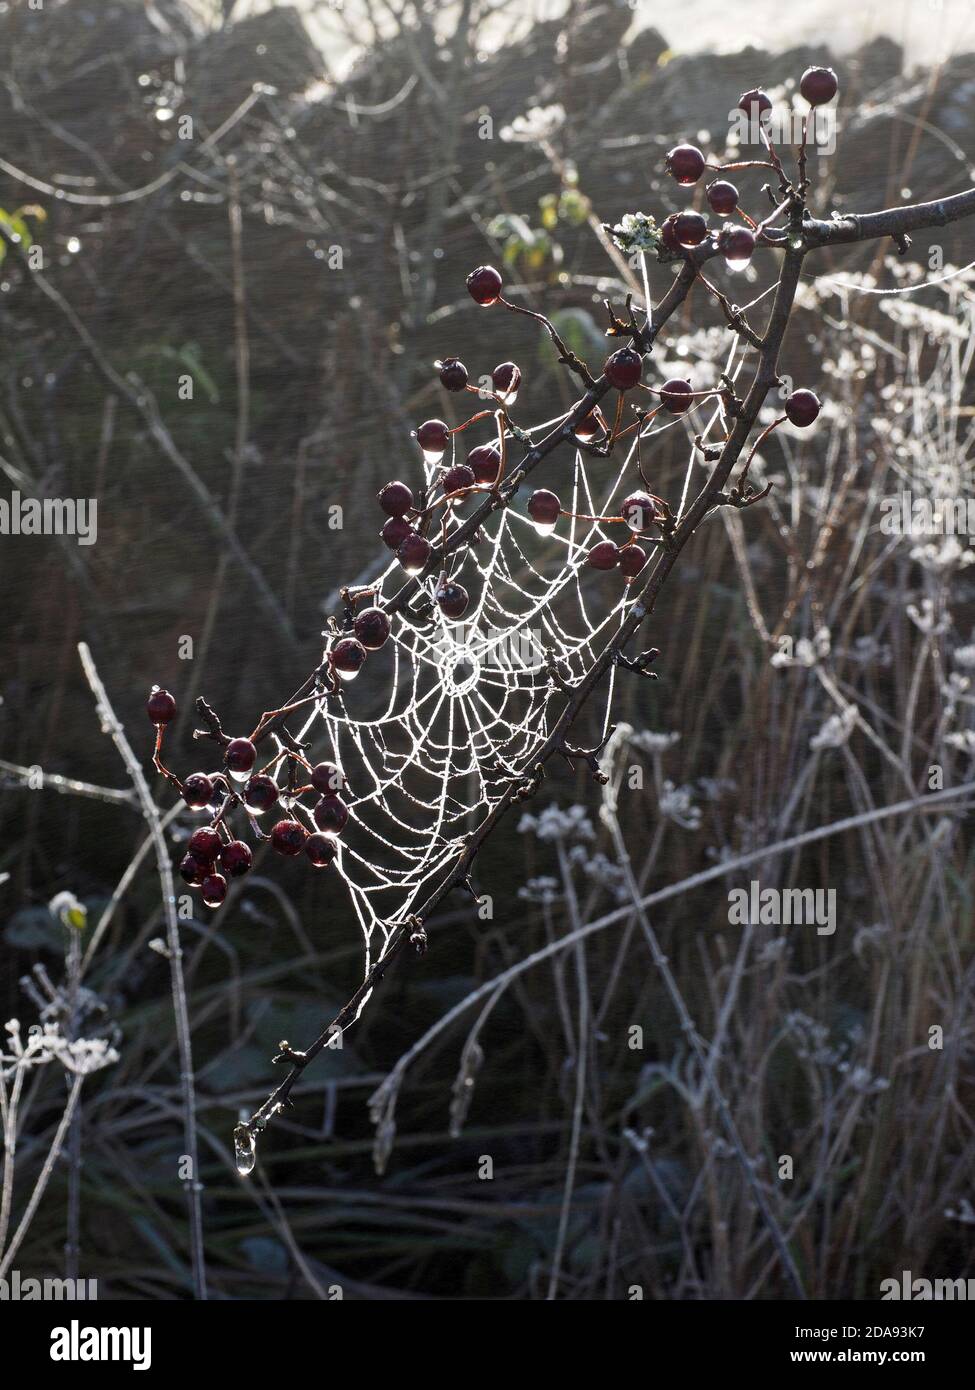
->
<box><xmin>285</xmin><ymin>316</ymin><xmax>753</xmax><ymax>1005</ymax></box>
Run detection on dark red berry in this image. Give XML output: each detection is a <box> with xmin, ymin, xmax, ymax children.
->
<box><xmin>587</xmin><ymin>541</ymin><xmax>620</xmax><ymax>571</ymax></box>
<box><xmin>397</xmin><ymin>531</ymin><xmax>432</xmax><ymax>574</ymax></box>
<box><xmin>244</xmin><ymin>774</ymin><xmax>279</xmax><ymax>814</ymax></box>
<box><xmin>665</xmin><ymin>144</ymin><xmax>706</xmax><ymax>185</ymax></box>
<box><xmin>492</xmin><ymin>361</ymin><xmax>521</xmax><ymax>403</ymax></box>
<box><xmin>331</xmin><ymin>637</ymin><xmax>367</xmax><ymax>680</ymax></box>
<box><xmin>660</xmin><ymin>214</ymin><xmax>682</xmax><ymax>254</ymax></box>
<box><xmin>188</xmin><ymin>826</ymin><xmax>221</xmax><ymax>862</ymax></box>
<box><xmin>442</xmin><ymin>463</ymin><xmax>475</xmax><ymax>496</ymax></box>
<box><xmin>179</xmin><ymin>852</ymin><xmax>206</xmax><ymax>886</ymax></box>
<box><xmin>620</xmin><ymin>493</ymin><xmax>658</xmax><ymax>532</ymax></box>
<box><xmin>468</xmin><ymin>444</ymin><xmax>501</xmax><ymax>488</ymax></box>
<box><xmin>271</xmin><ymin>819</ymin><xmax>306</xmax><ymax>856</ymax></box>
<box><xmin>147</xmin><ymin>686</ymin><xmax>176</xmax><ymax>725</ymax></box>
<box><xmin>674</xmin><ymin>212</ymin><xmax>708</xmax><ymax>248</ymax></box>
<box><xmin>225</xmin><ymin>738</ymin><xmax>257</xmax><ymax>778</ymax></box>
<box><xmin>313</xmin><ymin>794</ymin><xmax>349</xmax><ymax>837</ymax></box>
<box><xmin>466</xmin><ymin>265</ymin><xmax>502</xmax><ymax>306</ymax></box>
<box><xmin>305</xmin><ymin>832</ymin><xmax>337</xmax><ymax>869</ymax></box>
<box><xmin>738</xmin><ymin>88</ymin><xmax>772</xmax><ymax>119</ymax></box>
<box><xmin>201</xmin><ymin>873</ymin><xmax>227</xmax><ymax>908</ymax></box>
<box><xmin>720</xmin><ymin>225</ymin><xmax>756</xmax><ymax>269</ymax></box>
<box><xmin>436</xmin><ymin>581</ymin><xmax>469</xmax><ymax>619</ymax></box>
<box><xmin>604</xmin><ymin>346</ymin><xmax>643</xmax><ymax>392</ymax></box>
<box><xmin>220</xmin><ymin>840</ymin><xmax>252</xmax><ymax>878</ymax></box>
<box><xmin>659</xmin><ymin>378</ymin><xmax>693</xmax><ymax>413</ymax></box>
<box><xmin>438</xmin><ymin>357</ymin><xmax>468</xmax><ymax>391</ymax></box>
<box><xmin>311</xmin><ymin>762</ymin><xmax>346</xmax><ymax>794</ymax></box>
<box><xmin>575</xmin><ymin>410</ymin><xmax>603</xmax><ymax>441</ymax></box>
<box><xmin>182</xmin><ymin>773</ymin><xmax>214</xmax><ymax>809</ymax></box>
<box><xmin>416</xmin><ymin>419</ymin><xmax>450</xmax><ymax>459</ymax></box>
<box><xmin>528</xmin><ymin>489</ymin><xmax>561</xmax><ymax>534</ymax></box>
<box><xmin>381</xmin><ymin>515</ymin><xmax>413</xmax><ymax>551</ymax></box>
<box><xmin>619</xmin><ymin>544</ymin><xmax>648</xmax><ymax>579</ymax></box>
<box><xmin>353</xmin><ymin>607</ymin><xmax>391</xmax><ymax>651</ymax></box>
<box><xmin>800</xmin><ymin>66</ymin><xmax>838</xmax><ymax>106</ymax></box>
<box><xmin>707</xmin><ymin>180</ymin><xmax>739</xmax><ymax>217</ymax></box>
<box><xmin>785</xmin><ymin>389</ymin><xmax>821</xmax><ymax>427</ymax></box>
<box><xmin>378</xmin><ymin>481</ymin><xmax>414</xmax><ymax>517</ymax></box>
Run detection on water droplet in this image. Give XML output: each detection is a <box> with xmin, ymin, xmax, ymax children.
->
<box><xmin>725</xmin><ymin>255</ymin><xmax>751</xmax><ymax>273</ymax></box>
<box><xmin>532</xmin><ymin>519</ymin><xmax>556</xmax><ymax>536</ymax></box>
<box><xmin>234</xmin><ymin>1124</ymin><xmax>256</xmax><ymax>1176</ymax></box>
<box><xmin>421</xmin><ymin>447</ymin><xmax>445</xmax><ymax>466</ymax></box>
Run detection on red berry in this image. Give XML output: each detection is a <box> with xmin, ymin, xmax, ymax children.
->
<box><xmin>659</xmin><ymin>378</ymin><xmax>693</xmax><ymax>413</ymax></box>
<box><xmin>311</xmin><ymin>762</ymin><xmax>346</xmax><ymax>794</ymax></box>
<box><xmin>182</xmin><ymin>773</ymin><xmax>214</xmax><ymax>809</ymax></box>
<box><xmin>492</xmin><ymin>361</ymin><xmax>521</xmax><ymax>403</ymax></box>
<box><xmin>271</xmin><ymin>819</ymin><xmax>306</xmax><ymax>856</ymax></box>
<box><xmin>738</xmin><ymin>88</ymin><xmax>772</xmax><ymax>119</ymax></box>
<box><xmin>665</xmin><ymin>143</ymin><xmax>706</xmax><ymax>185</ymax></box>
<box><xmin>188</xmin><ymin>826</ymin><xmax>221</xmax><ymax>862</ymax></box>
<box><xmin>244</xmin><ymin>774</ymin><xmax>279</xmax><ymax>814</ymax></box>
<box><xmin>178</xmin><ymin>852</ymin><xmax>206</xmax><ymax>886</ymax></box>
<box><xmin>620</xmin><ymin>493</ymin><xmax>658</xmax><ymax>532</ymax></box>
<box><xmin>800</xmin><ymin>67</ymin><xmax>838</xmax><ymax>106</ymax></box>
<box><xmin>438</xmin><ymin>357</ymin><xmax>468</xmax><ymax>391</ymax></box>
<box><xmin>619</xmin><ymin>544</ymin><xmax>648</xmax><ymax>579</ymax></box>
<box><xmin>313</xmin><ymin>794</ymin><xmax>349</xmax><ymax>837</ymax></box>
<box><xmin>201</xmin><ymin>873</ymin><xmax>227</xmax><ymax>908</ymax></box>
<box><xmin>436</xmin><ymin>581</ymin><xmax>469</xmax><ymax>619</ymax></box>
<box><xmin>674</xmin><ymin>212</ymin><xmax>708</xmax><ymax>248</ymax></box>
<box><xmin>416</xmin><ymin>419</ymin><xmax>450</xmax><ymax>459</ymax></box>
<box><xmin>660</xmin><ymin>214</ymin><xmax>682</xmax><ymax>254</ymax></box>
<box><xmin>353</xmin><ymin>606</ymin><xmax>391</xmax><ymax>651</ymax></box>
<box><xmin>305</xmin><ymin>832</ymin><xmax>337</xmax><ymax>869</ymax></box>
<box><xmin>331</xmin><ymin>637</ymin><xmax>367</xmax><ymax>680</ymax></box>
<box><xmin>604</xmin><ymin>346</ymin><xmax>643</xmax><ymax>391</ymax></box>
<box><xmin>378</xmin><ymin>481</ymin><xmax>414</xmax><ymax>517</ymax></box>
<box><xmin>442</xmin><ymin>463</ymin><xmax>475</xmax><ymax>496</ymax></box>
<box><xmin>785</xmin><ymin>389</ymin><xmax>821</xmax><ymax>427</ymax></box>
<box><xmin>397</xmin><ymin>531</ymin><xmax>432</xmax><ymax>574</ymax></box>
<box><xmin>707</xmin><ymin>180</ymin><xmax>739</xmax><ymax>217</ymax></box>
<box><xmin>528</xmin><ymin>489</ymin><xmax>561</xmax><ymax>535</ymax></box>
<box><xmin>575</xmin><ymin>410</ymin><xmax>603</xmax><ymax>441</ymax></box>
<box><xmin>220</xmin><ymin>839</ymin><xmax>252</xmax><ymax>877</ymax></box>
<box><xmin>147</xmin><ymin>686</ymin><xmax>176</xmax><ymax>725</ymax></box>
<box><xmin>587</xmin><ymin>541</ymin><xmax>620</xmax><ymax>571</ymax></box>
<box><xmin>381</xmin><ymin>516</ymin><xmax>413</xmax><ymax>551</ymax></box>
<box><xmin>225</xmin><ymin>738</ymin><xmax>257</xmax><ymax>778</ymax></box>
<box><xmin>466</xmin><ymin>265</ymin><xmax>502</xmax><ymax>306</ymax></box>
<box><xmin>720</xmin><ymin>225</ymin><xmax>756</xmax><ymax>270</ymax></box>
<box><xmin>468</xmin><ymin>444</ymin><xmax>501</xmax><ymax>488</ymax></box>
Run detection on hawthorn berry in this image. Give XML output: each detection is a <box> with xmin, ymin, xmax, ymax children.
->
<box><xmin>436</xmin><ymin>581</ymin><xmax>470</xmax><ymax>619</ymax></box>
<box><xmin>800</xmin><ymin>66</ymin><xmax>838</xmax><ymax>106</ymax></box>
<box><xmin>381</xmin><ymin>516</ymin><xmax>413</xmax><ymax>551</ymax></box>
<box><xmin>785</xmin><ymin>389</ymin><xmax>821</xmax><ymax>427</ymax></box>
<box><xmin>353</xmin><ymin>606</ymin><xmax>391</xmax><ymax>651</ymax></box>
<box><xmin>619</xmin><ymin>544</ymin><xmax>648</xmax><ymax>579</ymax></box>
<box><xmin>604</xmin><ymin>346</ymin><xmax>643</xmax><ymax>391</ymax></box>
<box><xmin>707</xmin><ymin>180</ymin><xmax>739</xmax><ymax>217</ymax></box>
<box><xmin>674</xmin><ymin>211</ymin><xmax>708</xmax><ymax>248</ymax></box>
<box><xmin>575</xmin><ymin>411</ymin><xmax>602</xmax><ymax>441</ymax></box>
<box><xmin>738</xmin><ymin>88</ymin><xmax>772</xmax><ymax>120</ymax></box>
<box><xmin>188</xmin><ymin>826</ymin><xmax>221</xmax><ymax>862</ymax></box>
<box><xmin>659</xmin><ymin>378</ymin><xmax>693</xmax><ymax>413</ymax></box>
<box><xmin>305</xmin><ymin>832</ymin><xmax>337</xmax><ymax>869</ymax></box>
<box><xmin>466</xmin><ymin>265</ymin><xmax>502</xmax><ymax>306</ymax></box>
<box><xmin>588</xmin><ymin>541</ymin><xmax>620</xmax><ymax>571</ymax></box>
<box><xmin>397</xmin><ymin>531</ymin><xmax>432</xmax><ymax>574</ymax></box>
<box><xmin>416</xmin><ymin>419</ymin><xmax>450</xmax><ymax>462</ymax></box>
<box><xmin>311</xmin><ymin>762</ymin><xmax>346</xmax><ymax>793</ymax></box>
<box><xmin>182</xmin><ymin>773</ymin><xmax>214</xmax><ymax>809</ymax></box>
<box><xmin>665</xmin><ymin>143</ymin><xmax>706</xmax><ymax>185</ymax></box>
<box><xmin>621</xmin><ymin>493</ymin><xmax>658</xmax><ymax>532</ymax></box>
<box><xmin>528</xmin><ymin>489</ymin><xmax>561</xmax><ymax>536</ymax></box>
<box><xmin>378</xmin><ymin>481</ymin><xmax>414</xmax><ymax>517</ymax></box>
<box><xmin>244</xmin><ymin>774</ymin><xmax>279</xmax><ymax>814</ymax></box>
<box><xmin>492</xmin><ymin>361</ymin><xmax>521</xmax><ymax>404</ymax></box>
<box><xmin>147</xmin><ymin>686</ymin><xmax>176</xmax><ymax>726</ymax></box>
<box><xmin>468</xmin><ymin>444</ymin><xmax>501</xmax><ymax>488</ymax></box>
<box><xmin>443</xmin><ymin>463</ymin><xmax>476</xmax><ymax>496</ymax></box>
<box><xmin>314</xmin><ymin>793</ymin><xmax>349</xmax><ymax>837</ymax></box>
<box><xmin>438</xmin><ymin>357</ymin><xmax>468</xmax><ymax>392</ymax></box>
<box><xmin>220</xmin><ymin>840</ymin><xmax>252</xmax><ymax>878</ymax></box>
<box><xmin>201</xmin><ymin>873</ymin><xmax>228</xmax><ymax>908</ymax></box>
<box><xmin>271</xmin><ymin>819</ymin><xmax>307</xmax><ymax>856</ymax></box>
<box><xmin>331</xmin><ymin>637</ymin><xmax>367</xmax><ymax>681</ymax></box>
<box><xmin>660</xmin><ymin>214</ymin><xmax>682</xmax><ymax>254</ymax></box>
<box><xmin>225</xmin><ymin>738</ymin><xmax>257</xmax><ymax>779</ymax></box>
<box><xmin>179</xmin><ymin>852</ymin><xmax>205</xmax><ymax>886</ymax></box>
<box><xmin>720</xmin><ymin>225</ymin><xmax>756</xmax><ymax>271</ymax></box>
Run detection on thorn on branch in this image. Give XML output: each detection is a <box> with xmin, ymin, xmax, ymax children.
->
<box><xmin>273</xmin><ymin>1040</ymin><xmax>307</xmax><ymax>1066</ymax></box>
<box><xmin>193</xmin><ymin>697</ymin><xmax>231</xmax><ymax>746</ymax></box>
<box><xmin>892</xmin><ymin>231</ymin><xmax>912</xmax><ymax>256</ymax></box>
<box><xmin>615</xmin><ymin>647</ymin><xmax>659</xmax><ymax>680</ymax></box>
<box><xmin>556</xmin><ymin>726</ymin><xmax>616</xmax><ymax>782</ymax></box>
